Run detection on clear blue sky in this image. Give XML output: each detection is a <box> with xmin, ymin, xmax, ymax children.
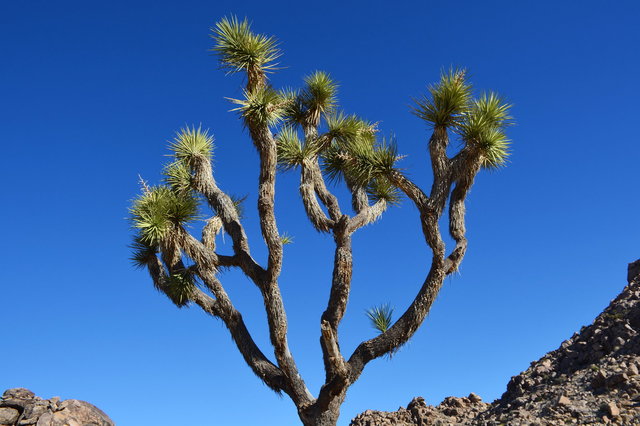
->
<box><xmin>2</xmin><ymin>1</ymin><xmax>639</xmax><ymax>425</ymax></box>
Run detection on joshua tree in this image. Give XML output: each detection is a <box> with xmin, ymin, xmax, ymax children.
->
<box><xmin>129</xmin><ymin>17</ymin><xmax>512</xmax><ymax>426</ymax></box>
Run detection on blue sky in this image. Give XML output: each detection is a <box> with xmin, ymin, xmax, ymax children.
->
<box><xmin>2</xmin><ymin>1</ymin><xmax>639</xmax><ymax>425</ymax></box>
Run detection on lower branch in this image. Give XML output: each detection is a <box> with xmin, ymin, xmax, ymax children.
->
<box><xmin>190</xmin><ymin>287</ymin><xmax>291</xmax><ymax>394</ymax></box>
<box><xmin>319</xmin><ymin>219</ymin><xmax>352</xmax><ymax>379</ymax></box>
<box><xmin>347</xmin><ymin>254</ymin><xmax>446</xmax><ymax>380</ymax></box>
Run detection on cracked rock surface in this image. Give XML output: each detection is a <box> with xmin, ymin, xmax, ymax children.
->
<box><xmin>352</xmin><ymin>260</ymin><xmax>640</xmax><ymax>425</ymax></box>
<box><xmin>0</xmin><ymin>388</ymin><xmax>113</xmax><ymax>426</ymax></box>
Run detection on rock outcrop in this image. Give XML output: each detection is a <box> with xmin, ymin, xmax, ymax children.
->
<box><xmin>0</xmin><ymin>388</ymin><xmax>114</xmax><ymax>426</ymax></box>
<box><xmin>352</xmin><ymin>260</ymin><xmax>640</xmax><ymax>425</ymax></box>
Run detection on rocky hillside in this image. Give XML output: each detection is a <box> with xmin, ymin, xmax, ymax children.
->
<box><xmin>351</xmin><ymin>260</ymin><xmax>640</xmax><ymax>425</ymax></box>
<box><xmin>0</xmin><ymin>388</ymin><xmax>113</xmax><ymax>426</ymax></box>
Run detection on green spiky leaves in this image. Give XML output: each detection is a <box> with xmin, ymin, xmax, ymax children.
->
<box><xmin>300</xmin><ymin>71</ymin><xmax>338</xmax><ymax>124</ymax></box>
<box><xmin>211</xmin><ymin>16</ymin><xmax>281</xmax><ymax>74</ymax></box>
<box><xmin>280</xmin><ymin>72</ymin><xmax>338</xmax><ymax>127</ymax></box>
<box><xmin>366</xmin><ymin>177</ymin><xmax>402</xmax><ymax>206</ymax></box>
<box><xmin>276</xmin><ymin>127</ymin><xmax>305</xmax><ymax>170</ymax></box>
<box><xmin>164</xmin><ymin>160</ymin><xmax>193</xmax><ymax>193</ymax></box>
<box><xmin>325</xmin><ymin>113</ymin><xmax>377</xmax><ymax>146</ymax></box>
<box><xmin>130</xmin><ymin>235</ymin><xmax>158</xmax><ymax>269</ymax></box>
<box><xmin>414</xmin><ymin>69</ymin><xmax>513</xmax><ymax>169</ymax></box>
<box><xmin>280</xmin><ymin>232</ymin><xmax>294</xmax><ymax>245</ymax></box>
<box><xmin>169</xmin><ymin>126</ymin><xmax>214</xmax><ymax>164</ymax></box>
<box><xmin>366</xmin><ymin>304</ymin><xmax>394</xmax><ymax>334</ymax></box>
<box><xmin>459</xmin><ymin>92</ymin><xmax>513</xmax><ymax>169</ymax></box>
<box><xmin>163</xmin><ymin>271</ymin><xmax>197</xmax><ymax>308</ymax></box>
<box><xmin>413</xmin><ymin>68</ymin><xmax>472</xmax><ymax>128</ymax></box>
<box><xmin>130</xmin><ymin>186</ymin><xmax>200</xmax><ymax>246</ymax></box>
<box><xmin>230</xmin><ymin>86</ymin><xmax>287</xmax><ymax>127</ymax></box>
<box><xmin>322</xmin><ymin>138</ymin><xmax>401</xmax><ymax>187</ymax></box>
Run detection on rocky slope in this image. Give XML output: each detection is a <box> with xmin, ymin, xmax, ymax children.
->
<box><xmin>351</xmin><ymin>260</ymin><xmax>640</xmax><ymax>425</ymax></box>
<box><xmin>0</xmin><ymin>388</ymin><xmax>114</xmax><ymax>426</ymax></box>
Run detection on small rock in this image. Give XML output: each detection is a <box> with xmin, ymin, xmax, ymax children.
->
<box><xmin>607</xmin><ymin>401</ymin><xmax>620</xmax><ymax>417</ymax></box>
<box><xmin>606</xmin><ymin>372</ymin><xmax>628</xmax><ymax>387</ymax></box>
<box><xmin>556</xmin><ymin>395</ymin><xmax>570</xmax><ymax>406</ymax></box>
<box><xmin>468</xmin><ymin>393</ymin><xmax>482</xmax><ymax>403</ymax></box>
<box><xmin>614</xmin><ymin>336</ymin><xmax>626</xmax><ymax>346</ymax></box>
<box><xmin>593</xmin><ymin>370</ymin><xmax>607</xmax><ymax>388</ymax></box>
<box><xmin>628</xmin><ymin>364</ymin><xmax>639</xmax><ymax>376</ymax></box>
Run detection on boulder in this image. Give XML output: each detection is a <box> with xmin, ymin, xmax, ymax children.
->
<box><xmin>0</xmin><ymin>388</ymin><xmax>113</xmax><ymax>426</ymax></box>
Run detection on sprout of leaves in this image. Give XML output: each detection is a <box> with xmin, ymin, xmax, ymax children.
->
<box><xmin>169</xmin><ymin>126</ymin><xmax>214</xmax><ymax>165</ymax></box>
<box><xmin>320</xmin><ymin>145</ymin><xmax>346</xmax><ymax>184</ymax></box>
<box><xmin>325</xmin><ymin>113</ymin><xmax>377</xmax><ymax>148</ymax></box>
<box><xmin>276</xmin><ymin>127</ymin><xmax>305</xmax><ymax>171</ymax></box>
<box><xmin>474</xmin><ymin>127</ymin><xmax>511</xmax><ymax>169</ymax></box>
<box><xmin>130</xmin><ymin>235</ymin><xmax>158</xmax><ymax>269</ymax></box>
<box><xmin>301</xmin><ymin>71</ymin><xmax>338</xmax><ymax>124</ymax></box>
<box><xmin>210</xmin><ymin>16</ymin><xmax>281</xmax><ymax>74</ymax></box>
<box><xmin>163</xmin><ymin>160</ymin><xmax>193</xmax><ymax>193</ymax></box>
<box><xmin>280</xmin><ymin>233</ymin><xmax>294</xmax><ymax>245</ymax></box>
<box><xmin>366</xmin><ymin>176</ymin><xmax>402</xmax><ymax>206</ymax></box>
<box><xmin>413</xmin><ymin>67</ymin><xmax>472</xmax><ymax>128</ymax></box>
<box><xmin>472</xmin><ymin>92</ymin><xmax>513</xmax><ymax>128</ymax></box>
<box><xmin>459</xmin><ymin>92</ymin><xmax>512</xmax><ymax>169</ymax></box>
<box><xmin>164</xmin><ymin>271</ymin><xmax>197</xmax><ymax>308</ymax></box>
<box><xmin>130</xmin><ymin>186</ymin><xmax>200</xmax><ymax>246</ymax></box>
<box><xmin>366</xmin><ymin>304</ymin><xmax>394</xmax><ymax>334</ymax></box>
<box><xmin>338</xmin><ymin>139</ymin><xmax>401</xmax><ymax>187</ymax></box>
<box><xmin>229</xmin><ymin>86</ymin><xmax>287</xmax><ymax>127</ymax></box>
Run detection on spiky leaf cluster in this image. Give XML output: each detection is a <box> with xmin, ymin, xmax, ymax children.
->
<box><xmin>459</xmin><ymin>92</ymin><xmax>512</xmax><ymax>168</ymax></box>
<box><xmin>366</xmin><ymin>304</ymin><xmax>394</xmax><ymax>334</ymax></box>
<box><xmin>163</xmin><ymin>160</ymin><xmax>193</xmax><ymax>193</ymax></box>
<box><xmin>280</xmin><ymin>72</ymin><xmax>338</xmax><ymax>127</ymax></box>
<box><xmin>325</xmin><ymin>113</ymin><xmax>376</xmax><ymax>146</ymax></box>
<box><xmin>130</xmin><ymin>186</ymin><xmax>200</xmax><ymax>245</ymax></box>
<box><xmin>163</xmin><ymin>271</ymin><xmax>197</xmax><ymax>308</ymax></box>
<box><xmin>366</xmin><ymin>177</ymin><xmax>402</xmax><ymax>206</ymax></box>
<box><xmin>130</xmin><ymin>235</ymin><xmax>158</xmax><ymax>269</ymax></box>
<box><xmin>300</xmin><ymin>71</ymin><xmax>338</xmax><ymax>123</ymax></box>
<box><xmin>280</xmin><ymin>233</ymin><xmax>294</xmax><ymax>245</ymax></box>
<box><xmin>276</xmin><ymin>127</ymin><xmax>305</xmax><ymax>170</ymax></box>
<box><xmin>413</xmin><ymin>68</ymin><xmax>472</xmax><ymax>128</ymax></box>
<box><xmin>169</xmin><ymin>126</ymin><xmax>214</xmax><ymax>164</ymax></box>
<box><xmin>322</xmin><ymin>138</ymin><xmax>400</xmax><ymax>187</ymax></box>
<box><xmin>230</xmin><ymin>86</ymin><xmax>287</xmax><ymax>127</ymax></box>
<box><xmin>210</xmin><ymin>16</ymin><xmax>280</xmax><ymax>73</ymax></box>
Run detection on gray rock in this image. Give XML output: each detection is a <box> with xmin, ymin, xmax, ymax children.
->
<box><xmin>0</xmin><ymin>389</ymin><xmax>113</xmax><ymax>426</ymax></box>
<box><xmin>556</xmin><ymin>395</ymin><xmax>570</xmax><ymax>406</ymax></box>
<box><xmin>0</xmin><ymin>407</ymin><xmax>19</xmax><ymax>425</ymax></box>
<box><xmin>606</xmin><ymin>401</ymin><xmax>620</xmax><ymax>417</ymax></box>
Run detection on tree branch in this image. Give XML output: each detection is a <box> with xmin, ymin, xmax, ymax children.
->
<box><xmin>387</xmin><ymin>169</ymin><xmax>429</xmax><ymax>211</ymax></box>
<box><xmin>444</xmin><ymin>153</ymin><xmax>481</xmax><ymax>274</ymax></box>
<box><xmin>191</xmin><ymin>156</ymin><xmax>265</xmax><ymax>283</ymax></box>
<box><xmin>347</xmin><ymin>199</ymin><xmax>387</xmax><ymax>233</ymax></box>
<box><xmin>300</xmin><ymin>159</ymin><xmax>335</xmax><ymax>232</ymax></box>
<box><xmin>144</xmin><ymin>251</ymin><xmax>291</xmax><ymax>395</ymax></box>
<box><xmin>238</xmin><ymin>91</ymin><xmax>313</xmax><ymax>406</ymax></box>
<box><xmin>426</xmin><ymin>127</ymin><xmax>453</xmax><ymax>215</ymax></box>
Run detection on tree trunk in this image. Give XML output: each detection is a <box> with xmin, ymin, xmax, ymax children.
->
<box><xmin>300</xmin><ymin>409</ymin><xmax>340</xmax><ymax>426</ymax></box>
<box><xmin>298</xmin><ymin>394</ymin><xmax>344</xmax><ymax>426</ymax></box>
